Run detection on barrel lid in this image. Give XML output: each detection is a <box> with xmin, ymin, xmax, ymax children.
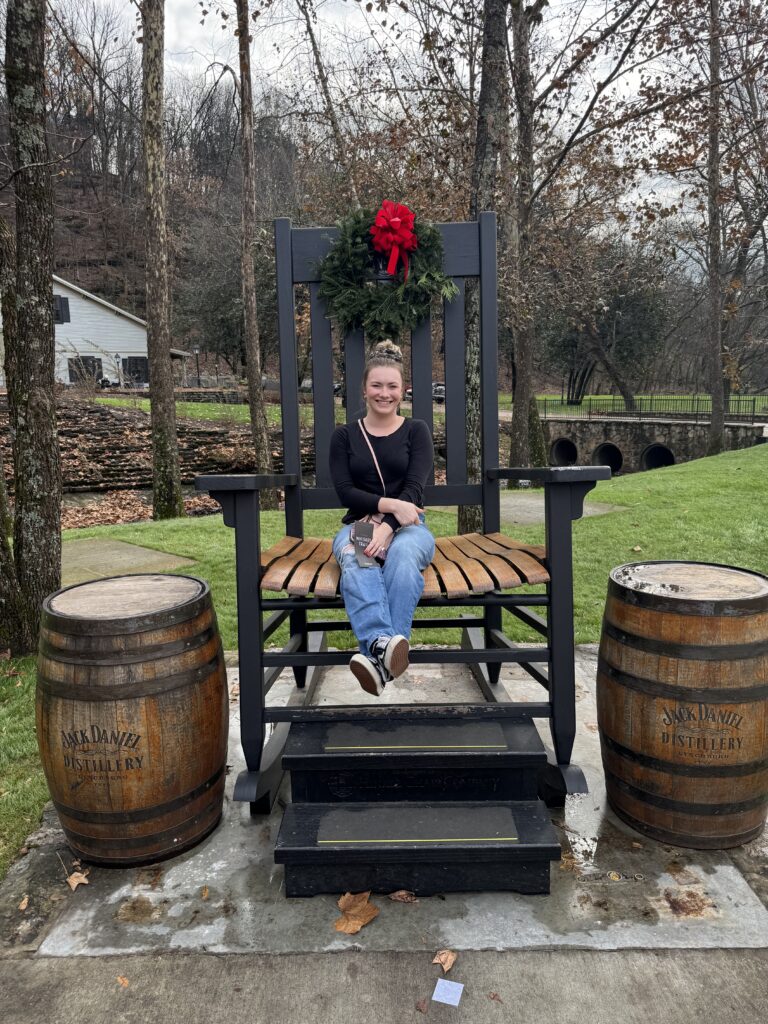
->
<box><xmin>48</xmin><ymin>574</ymin><xmax>205</xmax><ymax>620</ymax></box>
<box><xmin>610</xmin><ymin>562</ymin><xmax>768</xmax><ymax>605</ymax></box>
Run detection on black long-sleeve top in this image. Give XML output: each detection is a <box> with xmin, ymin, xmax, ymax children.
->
<box><xmin>329</xmin><ymin>418</ymin><xmax>433</xmax><ymax>533</ymax></box>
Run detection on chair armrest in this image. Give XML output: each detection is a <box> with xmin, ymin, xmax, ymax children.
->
<box><xmin>195</xmin><ymin>473</ymin><xmax>298</xmax><ymax>492</ymax></box>
<box><xmin>487</xmin><ymin>466</ymin><xmax>611</xmax><ymax>484</ymax></box>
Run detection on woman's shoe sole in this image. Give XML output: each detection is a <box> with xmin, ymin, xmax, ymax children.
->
<box><xmin>383</xmin><ymin>635</ymin><xmax>410</xmax><ymax>679</ymax></box>
<box><xmin>349</xmin><ymin>654</ymin><xmax>385</xmax><ymax>697</ymax></box>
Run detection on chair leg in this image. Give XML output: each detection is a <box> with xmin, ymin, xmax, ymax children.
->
<box><xmin>290</xmin><ymin>609</ymin><xmax>308</xmax><ymax>689</ymax></box>
<box><xmin>484</xmin><ymin>604</ymin><xmax>502</xmax><ymax>685</ymax></box>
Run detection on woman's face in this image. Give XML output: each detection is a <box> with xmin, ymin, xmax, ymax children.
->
<box><xmin>363</xmin><ymin>364</ymin><xmax>403</xmax><ymax>414</ymax></box>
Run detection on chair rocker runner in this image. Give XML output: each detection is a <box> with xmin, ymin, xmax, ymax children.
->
<box><xmin>196</xmin><ymin>212</ymin><xmax>609</xmax><ymax>895</ymax></box>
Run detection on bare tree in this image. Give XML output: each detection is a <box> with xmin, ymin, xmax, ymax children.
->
<box><xmin>235</xmin><ymin>0</ymin><xmax>276</xmax><ymax>505</ymax></box>
<box><xmin>706</xmin><ymin>0</ymin><xmax>725</xmax><ymax>453</ymax></box>
<box><xmin>459</xmin><ymin>0</ymin><xmax>508</xmax><ymax>535</ymax></box>
<box><xmin>1</xmin><ymin>0</ymin><xmax>61</xmax><ymax>654</ymax></box>
<box><xmin>139</xmin><ymin>0</ymin><xmax>183</xmax><ymax>518</ymax></box>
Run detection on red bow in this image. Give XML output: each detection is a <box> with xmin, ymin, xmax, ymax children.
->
<box><xmin>370</xmin><ymin>200</ymin><xmax>418</xmax><ymax>281</ymax></box>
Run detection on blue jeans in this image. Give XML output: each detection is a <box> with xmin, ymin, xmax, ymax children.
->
<box><xmin>333</xmin><ymin>517</ymin><xmax>436</xmax><ymax>656</ymax></box>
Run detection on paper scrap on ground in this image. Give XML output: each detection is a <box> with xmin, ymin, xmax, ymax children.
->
<box><xmin>432</xmin><ymin>979</ymin><xmax>464</xmax><ymax>1007</ymax></box>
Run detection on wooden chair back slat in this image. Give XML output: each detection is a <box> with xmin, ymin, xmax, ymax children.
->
<box><xmin>410</xmin><ymin>315</ymin><xmax>434</xmax><ymax>485</ymax></box>
<box><xmin>344</xmin><ymin>328</ymin><xmax>365</xmax><ymax>424</ymax></box>
<box><xmin>444</xmin><ymin>278</ymin><xmax>467</xmax><ymax>484</ymax></box>
<box><xmin>309</xmin><ymin>283</ymin><xmax>336</xmax><ymax>488</ymax></box>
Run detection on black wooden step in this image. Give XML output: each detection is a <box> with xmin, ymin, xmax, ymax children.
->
<box><xmin>284</xmin><ymin>718</ymin><xmax>547</xmax><ymax>802</ymax></box>
<box><xmin>275</xmin><ymin>800</ymin><xmax>560</xmax><ymax>896</ymax></box>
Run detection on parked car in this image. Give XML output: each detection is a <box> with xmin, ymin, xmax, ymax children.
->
<box><xmin>403</xmin><ymin>382</ymin><xmax>445</xmax><ymax>403</ymax></box>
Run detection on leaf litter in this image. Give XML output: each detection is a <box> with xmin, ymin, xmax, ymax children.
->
<box><xmin>388</xmin><ymin>889</ymin><xmax>418</xmax><ymax>903</ymax></box>
<box><xmin>432</xmin><ymin>949</ymin><xmax>457</xmax><ymax>973</ymax></box>
<box><xmin>334</xmin><ymin>891</ymin><xmax>379</xmax><ymax>934</ymax></box>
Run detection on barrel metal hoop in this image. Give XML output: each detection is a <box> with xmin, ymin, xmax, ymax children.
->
<box><xmin>605</xmin><ymin>768</ymin><xmax>768</xmax><ymax>816</ymax></box>
<box><xmin>53</xmin><ymin>766</ymin><xmax>226</xmax><ymax>825</ymax></box>
<box><xmin>600</xmin><ymin>731</ymin><xmax>768</xmax><ymax>778</ymax></box>
<box><xmin>39</xmin><ymin>625</ymin><xmax>218</xmax><ymax>666</ymax></box>
<box><xmin>36</xmin><ymin>649</ymin><xmax>223</xmax><ymax>701</ymax></box>
<box><xmin>63</xmin><ymin>799</ymin><xmax>223</xmax><ymax>851</ymax></box>
<box><xmin>41</xmin><ymin>576</ymin><xmax>210</xmax><ymax>636</ymax></box>
<box><xmin>608</xmin><ymin>570</ymin><xmax>768</xmax><ymax>617</ymax></box>
<box><xmin>597</xmin><ymin>656</ymin><xmax>768</xmax><ymax>703</ymax></box>
<box><xmin>602</xmin><ymin>620</ymin><xmax>768</xmax><ymax>662</ymax></box>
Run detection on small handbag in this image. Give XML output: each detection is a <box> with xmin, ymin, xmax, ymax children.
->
<box><xmin>350</xmin><ymin>420</ymin><xmax>387</xmax><ymax>559</ymax></box>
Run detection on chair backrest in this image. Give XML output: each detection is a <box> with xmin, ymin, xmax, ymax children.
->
<box><xmin>274</xmin><ymin>212</ymin><xmax>500</xmax><ymax>536</ymax></box>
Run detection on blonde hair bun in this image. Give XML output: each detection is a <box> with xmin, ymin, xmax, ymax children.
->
<box><xmin>371</xmin><ymin>340</ymin><xmax>403</xmax><ymax>364</ymax></box>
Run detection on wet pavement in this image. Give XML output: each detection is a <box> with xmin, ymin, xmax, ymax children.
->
<box><xmin>2</xmin><ymin>647</ymin><xmax>766</xmax><ymax>960</ymax></box>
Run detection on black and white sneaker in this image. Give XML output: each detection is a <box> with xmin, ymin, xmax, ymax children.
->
<box><xmin>349</xmin><ymin>653</ymin><xmax>389</xmax><ymax>697</ymax></box>
<box><xmin>373</xmin><ymin>634</ymin><xmax>410</xmax><ymax>679</ymax></box>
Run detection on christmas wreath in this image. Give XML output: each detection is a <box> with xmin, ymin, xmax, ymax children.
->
<box><xmin>317</xmin><ymin>200</ymin><xmax>458</xmax><ymax>343</ymax></box>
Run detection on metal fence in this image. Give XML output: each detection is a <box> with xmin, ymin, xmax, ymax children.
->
<box><xmin>536</xmin><ymin>395</ymin><xmax>765</xmax><ymax>424</ymax></box>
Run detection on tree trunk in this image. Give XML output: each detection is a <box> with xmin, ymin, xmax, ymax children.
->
<box><xmin>707</xmin><ymin>0</ymin><xmax>725</xmax><ymax>454</ymax></box>
<box><xmin>236</xmin><ymin>0</ymin><xmax>277</xmax><ymax>509</ymax></box>
<box><xmin>584</xmin><ymin>328</ymin><xmax>636</xmax><ymax>411</ymax></box>
<box><xmin>3</xmin><ymin>0</ymin><xmax>61</xmax><ymax>655</ymax></box>
<box><xmin>508</xmin><ymin>0</ymin><xmax>536</xmax><ymax>469</ymax></box>
<box><xmin>141</xmin><ymin>0</ymin><xmax>183</xmax><ymax>518</ymax></box>
<box><xmin>459</xmin><ymin>0</ymin><xmax>507</xmax><ymax>535</ymax></box>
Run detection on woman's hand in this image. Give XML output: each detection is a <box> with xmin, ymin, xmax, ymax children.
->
<box><xmin>386</xmin><ymin>498</ymin><xmax>424</xmax><ymax>527</ymax></box>
<box><xmin>364</xmin><ymin>522</ymin><xmax>394</xmax><ymax>558</ymax></box>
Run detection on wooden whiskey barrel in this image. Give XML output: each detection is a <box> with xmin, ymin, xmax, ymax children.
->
<box><xmin>597</xmin><ymin>561</ymin><xmax>768</xmax><ymax>849</ymax></box>
<box><xmin>36</xmin><ymin>574</ymin><xmax>229</xmax><ymax>866</ymax></box>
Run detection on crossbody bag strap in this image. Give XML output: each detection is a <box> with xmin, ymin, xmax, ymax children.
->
<box><xmin>358</xmin><ymin>419</ymin><xmax>386</xmax><ymax>496</ymax></box>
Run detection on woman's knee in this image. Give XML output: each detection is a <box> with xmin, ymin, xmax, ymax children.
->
<box><xmin>388</xmin><ymin>526</ymin><xmax>435</xmax><ymax>570</ymax></box>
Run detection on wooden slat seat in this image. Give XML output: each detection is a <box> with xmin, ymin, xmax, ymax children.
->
<box><xmin>259</xmin><ymin>535</ymin><xmax>550</xmax><ymax>599</ymax></box>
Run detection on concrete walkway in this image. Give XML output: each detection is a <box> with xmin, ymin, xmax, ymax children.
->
<box><xmin>2</xmin><ymin>650</ymin><xmax>766</xmax><ymax>1021</ymax></box>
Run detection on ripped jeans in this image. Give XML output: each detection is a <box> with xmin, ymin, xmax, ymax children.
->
<box><xmin>332</xmin><ymin>516</ymin><xmax>436</xmax><ymax>657</ymax></box>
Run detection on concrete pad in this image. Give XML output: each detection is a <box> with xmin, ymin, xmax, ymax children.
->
<box><xmin>4</xmin><ymin>648</ymin><xmax>765</xmax><ymax>959</ymax></box>
<box><xmin>427</xmin><ymin>492</ymin><xmax>624</xmax><ymax>526</ymax></box>
<box><xmin>61</xmin><ymin>538</ymin><xmax>195</xmax><ymax>586</ymax></box>
<box><xmin>2</xmin><ymin>949</ymin><xmax>768</xmax><ymax>1024</ymax></box>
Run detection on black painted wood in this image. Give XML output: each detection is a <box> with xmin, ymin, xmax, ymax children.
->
<box><xmin>410</xmin><ymin>315</ymin><xmax>434</xmax><ymax>484</ymax></box>
<box><xmin>285</xmin><ymin>719</ymin><xmax>546</xmax><ymax>802</ymax></box>
<box><xmin>444</xmin><ymin>278</ymin><xmax>467</xmax><ymax>484</ymax></box>
<box><xmin>309</xmin><ymin>282</ymin><xmax>335</xmax><ymax>488</ymax></box>
<box><xmin>275</xmin><ymin>799</ymin><xmax>560</xmax><ymax>895</ymax></box>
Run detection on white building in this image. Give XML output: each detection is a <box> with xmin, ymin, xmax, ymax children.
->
<box><xmin>0</xmin><ymin>275</ymin><xmax>149</xmax><ymax>387</ymax></box>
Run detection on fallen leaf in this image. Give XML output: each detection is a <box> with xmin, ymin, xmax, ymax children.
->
<box><xmin>334</xmin><ymin>891</ymin><xmax>379</xmax><ymax>934</ymax></box>
<box><xmin>631</xmin><ymin>842</ymin><xmax>643</xmax><ymax>849</ymax></box>
<box><xmin>415</xmin><ymin>997</ymin><xmax>428</xmax><ymax>1014</ymax></box>
<box><xmin>489</xmin><ymin>992</ymin><xmax>503</xmax><ymax>1003</ymax></box>
<box><xmin>66</xmin><ymin>870</ymin><xmax>90</xmax><ymax>891</ymax></box>
<box><xmin>432</xmin><ymin>949</ymin><xmax>457</xmax><ymax>973</ymax></box>
<box><xmin>631</xmin><ymin>545</ymin><xmax>642</xmax><ymax>552</ymax></box>
<box><xmin>116</xmin><ymin>976</ymin><xmax>129</xmax><ymax>988</ymax></box>
<box><xmin>201</xmin><ymin>886</ymin><xmax>209</xmax><ymax>901</ymax></box>
<box><xmin>608</xmin><ymin>871</ymin><xmax>622</xmax><ymax>882</ymax></box>
<box><xmin>388</xmin><ymin>889</ymin><xmax>418</xmax><ymax>903</ymax></box>
<box><xmin>18</xmin><ymin>895</ymin><xmax>29</xmax><ymax>912</ymax></box>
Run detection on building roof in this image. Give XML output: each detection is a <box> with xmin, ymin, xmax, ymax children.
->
<box><xmin>53</xmin><ymin>275</ymin><xmax>147</xmax><ymax>329</ymax></box>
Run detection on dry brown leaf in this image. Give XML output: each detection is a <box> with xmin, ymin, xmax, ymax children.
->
<box><xmin>415</xmin><ymin>997</ymin><xmax>428</xmax><ymax>1014</ymax></box>
<box><xmin>334</xmin><ymin>891</ymin><xmax>379</xmax><ymax>934</ymax></box>
<box><xmin>66</xmin><ymin>870</ymin><xmax>90</xmax><ymax>891</ymax></box>
<box><xmin>18</xmin><ymin>894</ymin><xmax>29</xmax><ymax>912</ymax></box>
<box><xmin>432</xmin><ymin>949</ymin><xmax>457</xmax><ymax>973</ymax></box>
<box><xmin>388</xmin><ymin>889</ymin><xmax>418</xmax><ymax>904</ymax></box>
<box><xmin>116</xmin><ymin>976</ymin><xmax>129</xmax><ymax>988</ymax></box>
<box><xmin>489</xmin><ymin>992</ymin><xmax>503</xmax><ymax>1003</ymax></box>
<box><xmin>201</xmin><ymin>886</ymin><xmax>209</xmax><ymax>901</ymax></box>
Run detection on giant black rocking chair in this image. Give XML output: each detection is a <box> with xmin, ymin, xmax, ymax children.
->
<box><xmin>196</xmin><ymin>213</ymin><xmax>610</xmax><ymax>896</ymax></box>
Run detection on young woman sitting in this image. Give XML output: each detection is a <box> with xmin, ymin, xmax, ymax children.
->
<box><xmin>329</xmin><ymin>341</ymin><xmax>436</xmax><ymax>696</ymax></box>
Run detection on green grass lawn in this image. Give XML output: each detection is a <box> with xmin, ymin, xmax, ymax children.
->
<box><xmin>2</xmin><ymin>443</ymin><xmax>767</xmax><ymax>877</ymax></box>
